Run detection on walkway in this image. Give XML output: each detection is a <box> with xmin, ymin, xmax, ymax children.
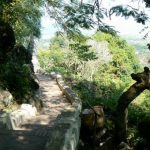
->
<box><xmin>0</xmin><ymin>74</ymin><xmax>71</xmax><ymax>150</ymax></box>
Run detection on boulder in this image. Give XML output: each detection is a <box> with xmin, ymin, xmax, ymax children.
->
<box><xmin>6</xmin><ymin>104</ymin><xmax>37</xmax><ymax>129</ymax></box>
<box><xmin>0</xmin><ymin>88</ymin><xmax>13</xmax><ymax>106</ymax></box>
<box><xmin>81</xmin><ymin>105</ymin><xmax>105</xmax><ymax>130</ymax></box>
<box><xmin>80</xmin><ymin>106</ymin><xmax>105</xmax><ymax>147</ymax></box>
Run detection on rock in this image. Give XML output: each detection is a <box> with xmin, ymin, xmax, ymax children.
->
<box><xmin>21</xmin><ymin>104</ymin><xmax>37</xmax><ymax>117</ymax></box>
<box><xmin>0</xmin><ymin>88</ymin><xmax>13</xmax><ymax>106</ymax></box>
<box><xmin>5</xmin><ymin>104</ymin><xmax>37</xmax><ymax>129</ymax></box>
<box><xmin>56</xmin><ymin>74</ymin><xmax>62</xmax><ymax>79</ymax></box>
<box><xmin>31</xmin><ymin>73</ymin><xmax>39</xmax><ymax>90</ymax></box>
<box><xmin>80</xmin><ymin>106</ymin><xmax>105</xmax><ymax>145</ymax></box>
<box><xmin>81</xmin><ymin>105</ymin><xmax>105</xmax><ymax>130</ymax></box>
<box><xmin>50</xmin><ymin>72</ymin><xmax>57</xmax><ymax>79</ymax></box>
<box><xmin>32</xmin><ymin>52</ymin><xmax>40</xmax><ymax>73</ymax></box>
<box><xmin>50</xmin><ymin>72</ymin><xmax>62</xmax><ymax>79</ymax></box>
<box><xmin>6</xmin><ymin>110</ymin><xmax>27</xmax><ymax>129</ymax></box>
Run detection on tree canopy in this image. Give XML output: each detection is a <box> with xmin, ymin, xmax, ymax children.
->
<box><xmin>44</xmin><ymin>0</ymin><xmax>150</xmax><ymax>39</ymax></box>
<box><xmin>1</xmin><ymin>0</ymin><xmax>150</xmax><ymax>44</ymax></box>
<box><xmin>0</xmin><ymin>0</ymin><xmax>43</xmax><ymax>45</ymax></box>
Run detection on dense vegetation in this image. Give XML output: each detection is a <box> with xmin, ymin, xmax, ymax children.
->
<box><xmin>38</xmin><ymin>31</ymin><xmax>150</xmax><ymax>148</ymax></box>
<box><xmin>0</xmin><ymin>0</ymin><xmax>150</xmax><ymax>149</ymax></box>
<box><xmin>38</xmin><ymin>32</ymin><xmax>150</xmax><ymax>124</ymax></box>
<box><xmin>0</xmin><ymin>0</ymin><xmax>41</xmax><ymax>103</ymax></box>
<box><xmin>0</xmin><ymin>21</ymin><xmax>39</xmax><ymax>104</ymax></box>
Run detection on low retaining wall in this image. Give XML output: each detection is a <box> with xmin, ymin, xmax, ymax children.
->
<box><xmin>45</xmin><ymin>73</ymin><xmax>82</xmax><ymax>150</ymax></box>
<box><xmin>0</xmin><ymin>104</ymin><xmax>37</xmax><ymax>130</ymax></box>
<box><xmin>0</xmin><ymin>73</ymin><xmax>82</xmax><ymax>150</ymax></box>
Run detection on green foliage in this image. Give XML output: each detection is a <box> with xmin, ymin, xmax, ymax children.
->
<box><xmin>0</xmin><ymin>62</ymin><xmax>33</xmax><ymax>101</ymax></box>
<box><xmin>44</xmin><ymin>0</ymin><xmax>150</xmax><ymax>39</ymax></box>
<box><xmin>38</xmin><ymin>33</ymin><xmax>140</xmax><ymax>108</ymax></box>
<box><xmin>38</xmin><ymin>48</ymin><xmax>67</xmax><ymax>74</ymax></box>
<box><xmin>39</xmin><ymin>32</ymin><xmax>150</xmax><ymax>126</ymax></box>
<box><xmin>1</xmin><ymin>0</ymin><xmax>43</xmax><ymax>44</ymax></box>
<box><xmin>0</xmin><ymin>42</ymin><xmax>37</xmax><ymax>102</ymax></box>
<box><xmin>109</xmin><ymin>5</ymin><xmax>149</xmax><ymax>24</ymax></box>
<box><xmin>84</xmin><ymin>33</ymin><xmax>140</xmax><ymax>107</ymax></box>
<box><xmin>64</xmin><ymin>3</ymin><xmax>95</xmax><ymax>29</ymax></box>
<box><xmin>70</xmin><ymin>43</ymin><xmax>97</xmax><ymax>61</ymax></box>
<box><xmin>1</xmin><ymin>0</ymin><xmax>149</xmax><ymax>45</ymax></box>
<box><xmin>94</xmin><ymin>32</ymin><xmax>140</xmax><ymax>75</ymax></box>
<box><xmin>50</xmin><ymin>35</ymin><xmax>67</xmax><ymax>49</ymax></box>
<box><xmin>38</xmin><ymin>34</ymin><xmax>98</xmax><ymax>75</ymax></box>
<box><xmin>45</xmin><ymin>0</ymin><xmax>118</xmax><ymax>39</ymax></box>
<box><xmin>1</xmin><ymin>0</ymin><xmax>149</xmax><ymax>44</ymax></box>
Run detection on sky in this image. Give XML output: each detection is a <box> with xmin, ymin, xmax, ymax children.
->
<box><xmin>40</xmin><ymin>0</ymin><xmax>150</xmax><ymax>42</ymax></box>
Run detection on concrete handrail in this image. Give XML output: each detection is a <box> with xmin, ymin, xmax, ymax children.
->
<box><xmin>45</xmin><ymin>72</ymin><xmax>82</xmax><ymax>150</ymax></box>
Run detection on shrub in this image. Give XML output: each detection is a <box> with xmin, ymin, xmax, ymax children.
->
<box><xmin>0</xmin><ymin>62</ymin><xmax>36</xmax><ymax>101</ymax></box>
<box><xmin>38</xmin><ymin>32</ymin><xmax>149</xmax><ymax>125</ymax></box>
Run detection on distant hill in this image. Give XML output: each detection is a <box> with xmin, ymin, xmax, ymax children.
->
<box><xmin>121</xmin><ymin>35</ymin><xmax>148</xmax><ymax>52</ymax></box>
<box><xmin>121</xmin><ymin>35</ymin><xmax>150</xmax><ymax>67</ymax></box>
<box><xmin>36</xmin><ymin>33</ymin><xmax>150</xmax><ymax>67</ymax></box>
<box><xmin>122</xmin><ymin>35</ymin><xmax>149</xmax><ymax>52</ymax></box>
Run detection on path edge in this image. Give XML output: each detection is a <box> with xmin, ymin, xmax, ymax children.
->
<box><xmin>45</xmin><ymin>73</ymin><xmax>82</xmax><ymax>150</ymax></box>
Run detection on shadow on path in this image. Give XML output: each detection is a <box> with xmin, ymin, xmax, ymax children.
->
<box><xmin>0</xmin><ymin>74</ymin><xmax>71</xmax><ymax>150</ymax></box>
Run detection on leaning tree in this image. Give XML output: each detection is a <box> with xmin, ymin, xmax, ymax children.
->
<box><xmin>115</xmin><ymin>67</ymin><xmax>150</xmax><ymax>143</ymax></box>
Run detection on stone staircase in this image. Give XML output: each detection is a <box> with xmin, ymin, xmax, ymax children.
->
<box><xmin>0</xmin><ymin>74</ymin><xmax>81</xmax><ymax>150</ymax></box>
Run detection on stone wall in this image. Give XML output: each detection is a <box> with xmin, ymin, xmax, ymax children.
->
<box><xmin>0</xmin><ymin>104</ymin><xmax>37</xmax><ymax>129</ymax></box>
<box><xmin>45</xmin><ymin>73</ymin><xmax>82</xmax><ymax>150</ymax></box>
<box><xmin>0</xmin><ymin>72</ymin><xmax>82</xmax><ymax>150</ymax></box>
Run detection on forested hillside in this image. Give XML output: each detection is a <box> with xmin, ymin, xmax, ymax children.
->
<box><xmin>0</xmin><ymin>0</ymin><xmax>150</xmax><ymax>150</ymax></box>
<box><xmin>38</xmin><ymin>32</ymin><xmax>150</xmax><ymax>148</ymax></box>
<box><xmin>123</xmin><ymin>35</ymin><xmax>150</xmax><ymax>67</ymax></box>
<box><xmin>38</xmin><ymin>32</ymin><xmax>149</xmax><ymax>120</ymax></box>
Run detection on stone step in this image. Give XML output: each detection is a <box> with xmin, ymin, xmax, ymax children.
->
<box><xmin>0</xmin><ymin>128</ymin><xmax>49</xmax><ymax>150</ymax></box>
<box><xmin>0</xmin><ymin>74</ymin><xmax>81</xmax><ymax>150</ymax></box>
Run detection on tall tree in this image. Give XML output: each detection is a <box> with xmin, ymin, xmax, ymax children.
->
<box><xmin>115</xmin><ymin>67</ymin><xmax>150</xmax><ymax>143</ymax></box>
<box><xmin>1</xmin><ymin>0</ymin><xmax>43</xmax><ymax>45</ymax></box>
<box><xmin>45</xmin><ymin>0</ymin><xmax>150</xmax><ymax>39</ymax></box>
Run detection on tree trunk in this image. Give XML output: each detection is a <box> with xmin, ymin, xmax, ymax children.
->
<box><xmin>115</xmin><ymin>67</ymin><xmax>150</xmax><ymax>143</ymax></box>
